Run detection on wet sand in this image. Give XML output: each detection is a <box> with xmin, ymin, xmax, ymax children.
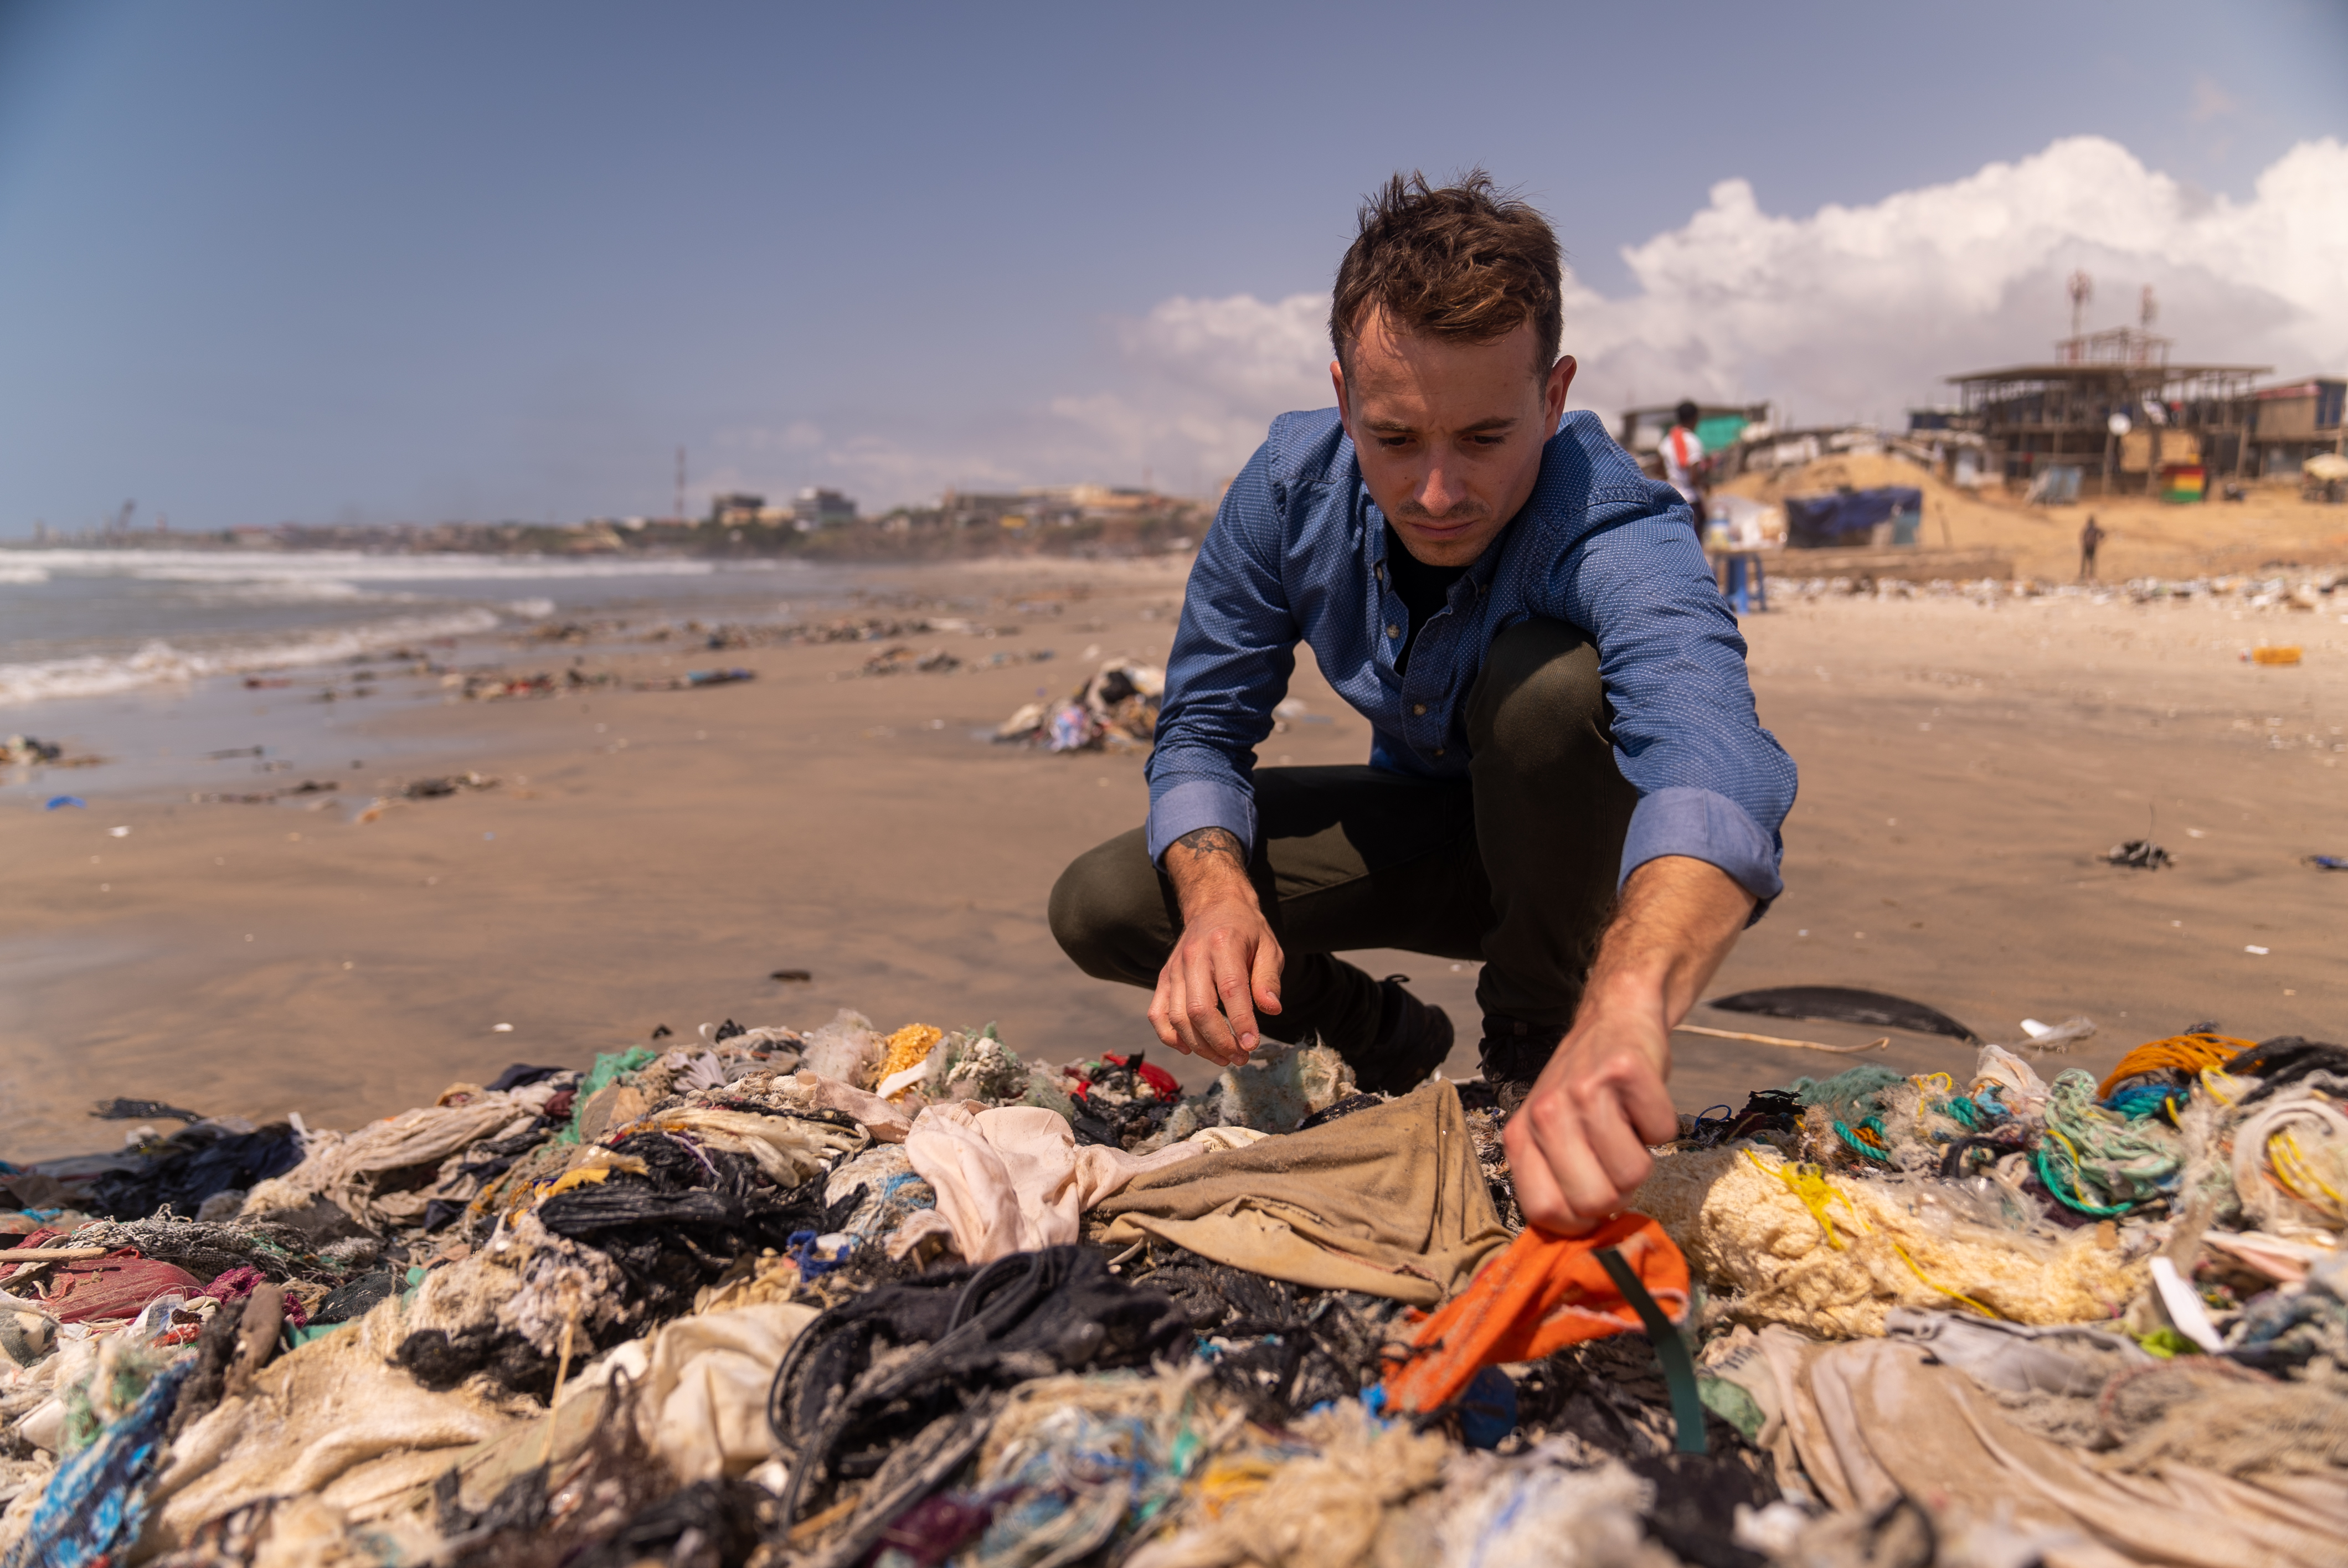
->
<box><xmin>3</xmin><ymin>555</ymin><xmax>2344</xmax><ymax>1158</ymax></box>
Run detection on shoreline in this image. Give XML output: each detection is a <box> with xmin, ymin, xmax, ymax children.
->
<box><xmin>4</xmin><ymin>556</ymin><xmax>2343</xmax><ymax>1164</ymax></box>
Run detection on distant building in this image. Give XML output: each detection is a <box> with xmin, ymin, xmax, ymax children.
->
<box><xmin>2246</xmin><ymin>378</ymin><xmax>2347</xmax><ymax>477</ymax></box>
<box><xmin>792</xmin><ymin>487</ymin><xmax>857</xmax><ymax>530</ymax></box>
<box><xmin>1945</xmin><ymin>327</ymin><xmax>2268</xmax><ymax>492</ymax></box>
<box><xmin>710</xmin><ymin>492</ymin><xmax>767</xmax><ymax>527</ymax></box>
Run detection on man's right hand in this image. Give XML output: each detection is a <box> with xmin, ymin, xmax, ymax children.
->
<box><xmin>1147</xmin><ymin>826</ymin><xmax>1283</xmax><ymax>1066</ymax></box>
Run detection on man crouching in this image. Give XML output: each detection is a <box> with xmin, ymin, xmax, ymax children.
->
<box><xmin>1048</xmin><ymin>171</ymin><xmax>1796</xmax><ymax>1230</ymax></box>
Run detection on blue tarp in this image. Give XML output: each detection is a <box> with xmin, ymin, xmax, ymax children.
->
<box><xmin>1784</xmin><ymin>487</ymin><xmax>1922</xmax><ymax>549</ymax></box>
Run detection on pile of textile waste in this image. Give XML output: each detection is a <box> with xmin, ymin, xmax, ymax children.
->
<box><xmin>1</xmin><ymin>1015</ymin><xmax>2343</xmax><ymax>1566</ymax></box>
<box><xmin>995</xmin><ymin>659</ymin><xmax>1164</xmax><ymax>752</ymax></box>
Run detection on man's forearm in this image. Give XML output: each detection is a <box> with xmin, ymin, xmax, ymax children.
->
<box><xmin>1578</xmin><ymin>856</ymin><xmax>1756</xmax><ymax>1057</ymax></box>
<box><xmin>1161</xmin><ymin>826</ymin><xmax>1257</xmax><ymax>918</ymax></box>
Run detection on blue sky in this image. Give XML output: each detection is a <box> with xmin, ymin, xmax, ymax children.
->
<box><xmin>1</xmin><ymin>0</ymin><xmax>2342</xmax><ymax>532</ymax></box>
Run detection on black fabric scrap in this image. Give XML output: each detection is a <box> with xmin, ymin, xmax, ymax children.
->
<box><xmin>90</xmin><ymin>1097</ymin><xmax>205</xmax><ymax>1123</ymax></box>
<box><xmin>2230</xmin><ymin>1037</ymin><xmax>2348</xmax><ymax>1106</ymax></box>
<box><xmin>1513</xmin><ymin>1335</ymin><xmax>1773</xmax><ymax>1489</ymax></box>
<box><xmin>1297</xmin><ymin>1093</ymin><xmax>1384</xmax><ymax>1131</ymax></box>
<box><xmin>1938</xmin><ymin>1134</ymin><xmax>2026</xmax><ymax>1180</ymax></box>
<box><xmin>1628</xmin><ymin>1451</ymin><xmax>1774</xmax><ymax>1568</ymax></box>
<box><xmin>399</xmin><ymin>1129</ymin><xmax>831</xmax><ymax>1393</ymax></box>
<box><xmin>485</xmin><ymin>1064</ymin><xmax>568</xmax><ymax>1092</ymax></box>
<box><xmin>89</xmin><ymin>1122</ymin><xmax>306</xmax><ymax>1221</ymax></box>
<box><xmin>313</xmin><ymin>1271</ymin><xmax>400</xmax><ymax>1324</ymax></box>
<box><xmin>767</xmin><ymin>1245</ymin><xmax>1184</xmax><ymax>1530</ymax></box>
<box><xmin>394</xmin><ymin>1325</ymin><xmax>564</xmax><ymax>1400</ymax></box>
<box><xmin>1135</xmin><ymin>1249</ymin><xmax>1401</xmax><ymax>1422</ymax></box>
<box><xmin>569</xmin><ymin>1479</ymin><xmax>766</xmax><ymax>1568</ymax></box>
<box><xmin>432</xmin><ymin>1463</ymin><xmax>548</xmax><ymax>1546</ymax></box>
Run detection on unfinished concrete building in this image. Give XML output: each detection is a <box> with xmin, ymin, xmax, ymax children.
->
<box><xmin>1945</xmin><ymin>326</ymin><xmax>2267</xmax><ymax>494</ymax></box>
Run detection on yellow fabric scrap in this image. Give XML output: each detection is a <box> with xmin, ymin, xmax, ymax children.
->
<box><xmin>878</xmin><ymin>1024</ymin><xmax>944</xmax><ymax>1098</ymax></box>
<box><xmin>537</xmin><ymin>1167</ymin><xmax>610</xmax><ymax>1201</ymax></box>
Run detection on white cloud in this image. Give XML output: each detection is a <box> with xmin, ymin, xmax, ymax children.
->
<box><xmin>1049</xmin><ymin>291</ymin><xmax>1331</xmax><ymax>492</ymax></box>
<box><xmin>1564</xmin><ymin>135</ymin><xmax>2348</xmax><ymax>428</ymax></box>
<box><xmin>1066</xmin><ymin>135</ymin><xmax>2348</xmax><ymax>479</ymax></box>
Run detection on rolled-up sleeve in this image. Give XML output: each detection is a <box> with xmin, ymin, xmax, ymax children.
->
<box><xmin>1144</xmin><ymin>444</ymin><xmax>1300</xmax><ymax>863</ymax></box>
<box><xmin>1554</xmin><ymin>498</ymin><xmax>1798</xmax><ymax>912</ymax></box>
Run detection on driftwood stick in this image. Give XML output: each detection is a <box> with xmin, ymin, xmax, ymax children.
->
<box><xmin>1674</xmin><ymin>1024</ymin><xmax>1891</xmax><ymax>1055</ymax></box>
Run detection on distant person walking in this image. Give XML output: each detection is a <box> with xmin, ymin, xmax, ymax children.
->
<box><xmin>2079</xmin><ymin>514</ymin><xmax>2105</xmax><ymax>582</ymax></box>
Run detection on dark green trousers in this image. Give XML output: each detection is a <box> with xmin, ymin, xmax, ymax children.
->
<box><xmin>1048</xmin><ymin>620</ymin><xmax>1639</xmax><ymax>1067</ymax></box>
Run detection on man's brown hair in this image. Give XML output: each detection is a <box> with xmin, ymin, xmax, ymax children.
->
<box><xmin>1330</xmin><ymin>169</ymin><xmax>1562</xmax><ymax>379</ymax></box>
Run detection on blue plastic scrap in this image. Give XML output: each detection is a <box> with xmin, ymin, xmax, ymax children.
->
<box><xmin>1456</xmin><ymin>1365</ymin><xmax>1518</xmax><ymax>1451</ymax></box>
<box><xmin>44</xmin><ymin>796</ymin><xmax>87</xmax><ymax>811</ymax></box>
<box><xmin>4</xmin><ymin>1360</ymin><xmax>190</xmax><ymax>1568</ymax></box>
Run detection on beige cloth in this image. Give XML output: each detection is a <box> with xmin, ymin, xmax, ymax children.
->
<box><xmin>904</xmin><ymin>1102</ymin><xmax>1229</xmax><ymax>1264</ymax></box>
<box><xmin>146</xmin><ymin>1294</ymin><xmax>532</xmax><ymax>1549</ymax></box>
<box><xmin>1093</xmin><ymin>1081</ymin><xmax>1509</xmax><ymax>1307</ymax></box>
<box><xmin>584</xmin><ymin>1301</ymin><xmax>820</xmax><ymax>1482</ymax></box>
<box><xmin>245</xmin><ymin>1095</ymin><xmax>538</xmax><ymax>1229</ymax></box>
<box><xmin>1779</xmin><ymin>1335</ymin><xmax>2348</xmax><ymax>1568</ymax></box>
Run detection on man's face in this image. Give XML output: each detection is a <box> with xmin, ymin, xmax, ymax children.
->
<box><xmin>1332</xmin><ymin>308</ymin><xmax>1575</xmax><ymax>568</ymax></box>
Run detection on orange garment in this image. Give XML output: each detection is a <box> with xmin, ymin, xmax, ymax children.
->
<box><xmin>1379</xmin><ymin>1212</ymin><xmax>1688</xmax><ymax>1414</ymax></box>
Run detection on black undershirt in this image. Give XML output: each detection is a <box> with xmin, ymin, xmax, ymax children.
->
<box><xmin>1383</xmin><ymin>524</ymin><xmax>1468</xmax><ymax>676</ymax></box>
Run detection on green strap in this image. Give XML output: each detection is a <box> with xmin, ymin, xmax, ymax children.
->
<box><xmin>1597</xmin><ymin>1246</ymin><xmax>1707</xmax><ymax>1454</ymax></box>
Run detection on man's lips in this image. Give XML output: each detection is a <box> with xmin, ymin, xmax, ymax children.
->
<box><xmin>1394</xmin><ymin>513</ymin><xmax>1486</xmax><ymax>536</ymax></box>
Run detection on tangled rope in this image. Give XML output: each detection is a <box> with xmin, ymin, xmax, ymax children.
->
<box><xmin>2035</xmin><ymin>1071</ymin><xmax>2183</xmax><ymax>1217</ymax></box>
<box><xmin>2232</xmin><ymin>1092</ymin><xmax>2348</xmax><ymax>1231</ymax></box>
<box><xmin>2095</xmin><ymin>1033</ymin><xmax>2253</xmax><ymax>1101</ymax></box>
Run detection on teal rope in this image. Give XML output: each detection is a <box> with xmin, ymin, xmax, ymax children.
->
<box><xmin>1597</xmin><ymin>1248</ymin><xmax>1706</xmax><ymax>1455</ymax></box>
<box><xmin>1834</xmin><ymin>1116</ymin><xmax>1893</xmax><ymax>1163</ymax></box>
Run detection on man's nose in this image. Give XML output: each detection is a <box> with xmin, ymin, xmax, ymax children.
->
<box><xmin>1418</xmin><ymin>460</ymin><xmax>1470</xmax><ymax>517</ymax></box>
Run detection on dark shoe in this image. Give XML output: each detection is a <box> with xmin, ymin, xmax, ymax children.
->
<box><xmin>1342</xmin><ymin>974</ymin><xmax>1454</xmax><ymax>1097</ymax></box>
<box><xmin>1478</xmin><ymin>1015</ymin><xmax>1567</xmax><ymax>1113</ymax></box>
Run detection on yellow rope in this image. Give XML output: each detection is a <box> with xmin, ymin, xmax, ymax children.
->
<box><xmin>2269</xmin><ymin>1129</ymin><xmax>2346</xmax><ymax>1216</ymax></box>
<box><xmin>1891</xmin><ymin>1241</ymin><xmax>2004</xmax><ymax>1320</ymax></box>
<box><xmin>1747</xmin><ymin>1150</ymin><xmax>1866</xmax><ymax>1250</ymax></box>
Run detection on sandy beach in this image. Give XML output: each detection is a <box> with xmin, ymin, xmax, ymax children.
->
<box><xmin>2</xmin><ymin>543</ymin><xmax>2343</xmax><ymax>1159</ymax></box>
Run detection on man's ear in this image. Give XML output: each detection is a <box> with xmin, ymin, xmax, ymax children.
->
<box><xmin>1546</xmin><ymin>354</ymin><xmax>1578</xmax><ymax>430</ymax></box>
<box><xmin>1330</xmin><ymin>358</ymin><xmax>1348</xmax><ymax>428</ymax></box>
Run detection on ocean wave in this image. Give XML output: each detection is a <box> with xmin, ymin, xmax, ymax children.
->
<box><xmin>0</xmin><ymin>565</ymin><xmax>51</xmax><ymax>585</ymax></box>
<box><xmin>179</xmin><ymin>579</ymin><xmax>397</xmax><ymax>607</ymax></box>
<box><xmin>3</xmin><ymin>549</ymin><xmax>754</xmax><ymax>586</ymax></box>
<box><xmin>0</xmin><ymin>609</ymin><xmax>502</xmax><ymax>708</ymax></box>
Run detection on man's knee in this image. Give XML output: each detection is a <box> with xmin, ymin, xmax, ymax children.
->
<box><xmin>1468</xmin><ymin>618</ymin><xmax>1610</xmax><ymax>769</ymax></box>
<box><xmin>1047</xmin><ymin>829</ymin><xmax>1170</xmax><ymax>986</ymax></box>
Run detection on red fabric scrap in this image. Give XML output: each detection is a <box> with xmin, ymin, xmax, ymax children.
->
<box><xmin>197</xmin><ymin>1263</ymin><xmax>308</xmax><ymax>1328</ymax></box>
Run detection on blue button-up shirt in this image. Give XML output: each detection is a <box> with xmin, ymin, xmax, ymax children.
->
<box><xmin>1144</xmin><ymin>408</ymin><xmax>1797</xmax><ymax>907</ymax></box>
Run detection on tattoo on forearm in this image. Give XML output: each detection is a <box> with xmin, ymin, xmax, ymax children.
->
<box><xmin>1172</xmin><ymin>827</ymin><xmax>1247</xmax><ymax>868</ymax></box>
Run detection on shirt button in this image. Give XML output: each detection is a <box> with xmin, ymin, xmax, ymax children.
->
<box><xmin>1386</xmin><ymin>624</ymin><xmax>1399</xmax><ymax>639</ymax></box>
<box><xmin>1433</xmin><ymin>747</ymin><xmax>1446</xmax><ymax>757</ymax></box>
<box><xmin>1412</xmin><ymin>703</ymin><xmax>1427</xmax><ymax>716</ymax></box>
